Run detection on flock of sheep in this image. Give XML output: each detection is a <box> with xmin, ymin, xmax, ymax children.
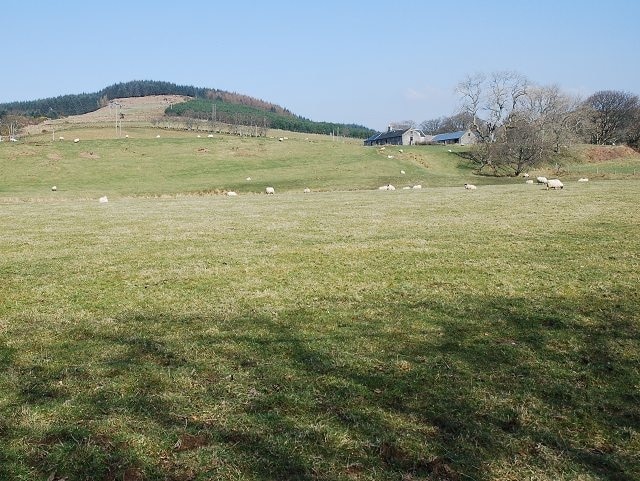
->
<box><xmin>46</xmin><ymin>136</ymin><xmax>586</xmax><ymax>201</ymax></box>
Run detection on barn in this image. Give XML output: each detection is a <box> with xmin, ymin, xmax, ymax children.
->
<box><xmin>431</xmin><ymin>130</ymin><xmax>478</xmax><ymax>145</ymax></box>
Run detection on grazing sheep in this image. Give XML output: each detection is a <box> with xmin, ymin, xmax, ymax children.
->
<box><xmin>156</xmin><ymin>135</ymin><xmax>161</xmax><ymax>138</ymax></box>
<box><xmin>51</xmin><ymin>186</ymin><xmax>57</xmax><ymax>191</ymax></box>
<box><xmin>536</xmin><ymin>176</ymin><xmax>548</xmax><ymax>184</ymax></box>
<box><xmin>400</xmin><ymin>170</ymin><xmax>405</xmax><ymax>174</ymax></box>
<box><xmin>387</xmin><ymin>184</ymin><xmax>396</xmax><ymax>191</ymax></box>
<box><xmin>265</xmin><ymin>187</ymin><xmax>275</xmax><ymax>195</ymax></box>
<box><xmin>464</xmin><ymin>183</ymin><xmax>477</xmax><ymax>190</ymax></box>
<box><xmin>546</xmin><ymin>179</ymin><xmax>564</xmax><ymax>190</ymax></box>
<box><xmin>522</xmin><ymin>173</ymin><xmax>530</xmax><ymax>178</ymax></box>
<box><xmin>246</xmin><ymin>177</ymin><xmax>252</xmax><ymax>181</ymax></box>
<box><xmin>59</xmin><ymin>136</ymin><xmax>64</xmax><ymax>140</ymax></box>
<box><xmin>226</xmin><ymin>191</ymin><xmax>238</xmax><ymax>197</ymax></box>
<box><xmin>412</xmin><ymin>184</ymin><xmax>422</xmax><ymax>189</ymax></box>
<box><xmin>398</xmin><ymin>149</ymin><xmax>403</xmax><ymax>153</ymax></box>
<box><xmin>378</xmin><ymin>184</ymin><xmax>396</xmax><ymax>191</ymax></box>
<box><xmin>387</xmin><ymin>155</ymin><xmax>394</xmax><ymax>159</ymax></box>
<box><xmin>207</xmin><ymin>134</ymin><xmax>214</xmax><ymax>138</ymax></box>
<box><xmin>578</xmin><ymin>178</ymin><xmax>589</xmax><ymax>182</ymax></box>
<box><xmin>525</xmin><ymin>179</ymin><xmax>534</xmax><ymax>184</ymax></box>
<box><xmin>278</xmin><ymin>137</ymin><xmax>284</xmax><ymax>141</ymax></box>
<box><xmin>303</xmin><ymin>188</ymin><xmax>311</xmax><ymax>193</ymax></box>
<box><xmin>99</xmin><ymin>196</ymin><xmax>108</xmax><ymax>203</ymax></box>
<box><xmin>73</xmin><ymin>138</ymin><xmax>80</xmax><ymax>143</ymax></box>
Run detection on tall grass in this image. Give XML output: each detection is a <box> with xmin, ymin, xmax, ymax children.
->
<box><xmin>1</xmin><ymin>180</ymin><xmax>639</xmax><ymax>480</ymax></box>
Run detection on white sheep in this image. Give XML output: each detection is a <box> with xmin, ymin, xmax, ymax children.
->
<box><xmin>265</xmin><ymin>187</ymin><xmax>275</xmax><ymax>195</ymax></box>
<box><xmin>402</xmin><ymin>186</ymin><xmax>411</xmax><ymax>190</ymax></box>
<box><xmin>246</xmin><ymin>177</ymin><xmax>252</xmax><ymax>181</ymax></box>
<box><xmin>525</xmin><ymin>179</ymin><xmax>534</xmax><ymax>184</ymax></box>
<box><xmin>59</xmin><ymin>136</ymin><xmax>64</xmax><ymax>140</ymax></box>
<box><xmin>303</xmin><ymin>188</ymin><xmax>311</xmax><ymax>193</ymax></box>
<box><xmin>378</xmin><ymin>184</ymin><xmax>396</xmax><ymax>191</ymax></box>
<box><xmin>398</xmin><ymin>149</ymin><xmax>403</xmax><ymax>153</ymax></box>
<box><xmin>578</xmin><ymin>178</ymin><xmax>589</xmax><ymax>182</ymax></box>
<box><xmin>464</xmin><ymin>183</ymin><xmax>477</xmax><ymax>190</ymax></box>
<box><xmin>387</xmin><ymin>155</ymin><xmax>394</xmax><ymax>159</ymax></box>
<box><xmin>99</xmin><ymin>196</ymin><xmax>108</xmax><ymax>203</ymax></box>
<box><xmin>522</xmin><ymin>173</ymin><xmax>530</xmax><ymax>178</ymax></box>
<box><xmin>73</xmin><ymin>138</ymin><xmax>80</xmax><ymax>143</ymax></box>
<box><xmin>226</xmin><ymin>191</ymin><xmax>238</xmax><ymax>196</ymax></box>
<box><xmin>400</xmin><ymin>170</ymin><xmax>405</xmax><ymax>174</ymax></box>
<box><xmin>51</xmin><ymin>186</ymin><xmax>57</xmax><ymax>191</ymax></box>
<box><xmin>546</xmin><ymin>179</ymin><xmax>564</xmax><ymax>190</ymax></box>
<box><xmin>156</xmin><ymin>135</ymin><xmax>161</xmax><ymax>138</ymax></box>
<box><xmin>207</xmin><ymin>134</ymin><xmax>214</xmax><ymax>138</ymax></box>
<box><xmin>412</xmin><ymin>184</ymin><xmax>422</xmax><ymax>189</ymax></box>
<box><xmin>387</xmin><ymin>184</ymin><xmax>396</xmax><ymax>191</ymax></box>
<box><xmin>536</xmin><ymin>176</ymin><xmax>548</xmax><ymax>184</ymax></box>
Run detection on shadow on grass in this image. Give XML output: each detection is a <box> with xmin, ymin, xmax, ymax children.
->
<box><xmin>2</xmin><ymin>287</ymin><xmax>638</xmax><ymax>480</ymax></box>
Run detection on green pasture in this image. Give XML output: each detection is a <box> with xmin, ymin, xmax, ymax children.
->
<box><xmin>1</xmin><ymin>132</ymin><xmax>639</xmax><ymax>480</ymax></box>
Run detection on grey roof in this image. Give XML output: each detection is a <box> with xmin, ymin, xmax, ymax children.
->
<box><xmin>375</xmin><ymin>128</ymin><xmax>409</xmax><ymax>141</ymax></box>
<box><xmin>431</xmin><ymin>130</ymin><xmax>466</xmax><ymax>142</ymax></box>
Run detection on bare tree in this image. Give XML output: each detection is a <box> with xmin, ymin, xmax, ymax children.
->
<box><xmin>581</xmin><ymin>90</ymin><xmax>639</xmax><ymax>145</ymax></box>
<box><xmin>455</xmin><ymin>71</ymin><xmax>529</xmax><ymax>173</ymax></box>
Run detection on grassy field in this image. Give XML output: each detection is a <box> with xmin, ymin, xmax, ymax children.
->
<box><xmin>1</xmin><ymin>131</ymin><xmax>639</xmax><ymax>480</ymax></box>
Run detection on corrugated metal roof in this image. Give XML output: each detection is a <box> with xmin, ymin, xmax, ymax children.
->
<box><xmin>431</xmin><ymin>130</ymin><xmax>466</xmax><ymax>142</ymax></box>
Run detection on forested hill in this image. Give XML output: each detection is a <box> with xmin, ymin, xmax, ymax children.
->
<box><xmin>0</xmin><ymin>80</ymin><xmax>375</xmax><ymax>138</ymax></box>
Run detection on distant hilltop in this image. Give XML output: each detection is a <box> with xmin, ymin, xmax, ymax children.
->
<box><xmin>0</xmin><ymin>80</ymin><xmax>376</xmax><ymax>138</ymax></box>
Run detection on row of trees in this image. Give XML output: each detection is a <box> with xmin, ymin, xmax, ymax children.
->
<box><xmin>417</xmin><ymin>72</ymin><xmax>639</xmax><ymax>176</ymax></box>
<box><xmin>166</xmin><ymin>99</ymin><xmax>375</xmax><ymax>138</ymax></box>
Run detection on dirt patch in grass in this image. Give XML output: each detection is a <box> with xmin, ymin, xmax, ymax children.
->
<box><xmin>80</xmin><ymin>151</ymin><xmax>100</xmax><ymax>159</ymax></box>
<box><xmin>585</xmin><ymin>145</ymin><xmax>638</xmax><ymax>162</ymax></box>
<box><xmin>47</xmin><ymin>153</ymin><xmax>62</xmax><ymax>160</ymax></box>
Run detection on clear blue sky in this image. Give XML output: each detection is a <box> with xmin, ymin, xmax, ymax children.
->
<box><xmin>3</xmin><ymin>0</ymin><xmax>638</xmax><ymax>131</ymax></box>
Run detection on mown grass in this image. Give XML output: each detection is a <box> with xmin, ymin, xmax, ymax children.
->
<box><xmin>1</xmin><ymin>177</ymin><xmax>639</xmax><ymax>480</ymax></box>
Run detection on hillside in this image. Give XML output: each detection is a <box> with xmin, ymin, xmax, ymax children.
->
<box><xmin>0</xmin><ymin>80</ymin><xmax>375</xmax><ymax>139</ymax></box>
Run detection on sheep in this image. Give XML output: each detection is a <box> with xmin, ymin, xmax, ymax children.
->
<box><xmin>398</xmin><ymin>149</ymin><xmax>403</xmax><ymax>153</ymax></box>
<box><xmin>464</xmin><ymin>183</ymin><xmax>477</xmax><ymax>190</ymax></box>
<box><xmin>522</xmin><ymin>173</ymin><xmax>530</xmax><ymax>178</ymax></box>
<box><xmin>387</xmin><ymin>155</ymin><xmax>394</xmax><ymax>159</ymax></box>
<box><xmin>546</xmin><ymin>179</ymin><xmax>564</xmax><ymax>190</ymax></box>
<box><xmin>303</xmin><ymin>188</ymin><xmax>311</xmax><ymax>193</ymax></box>
<box><xmin>525</xmin><ymin>179</ymin><xmax>534</xmax><ymax>184</ymax></box>
<box><xmin>402</xmin><ymin>186</ymin><xmax>411</xmax><ymax>190</ymax></box>
<box><xmin>99</xmin><ymin>196</ymin><xmax>108</xmax><ymax>203</ymax></box>
<box><xmin>265</xmin><ymin>187</ymin><xmax>275</xmax><ymax>195</ymax></box>
<box><xmin>400</xmin><ymin>170</ymin><xmax>405</xmax><ymax>174</ymax></box>
<box><xmin>59</xmin><ymin>136</ymin><xmax>64</xmax><ymax>140</ymax></box>
<box><xmin>412</xmin><ymin>184</ymin><xmax>422</xmax><ymax>189</ymax></box>
<box><xmin>387</xmin><ymin>184</ymin><xmax>396</xmax><ymax>191</ymax></box>
<box><xmin>73</xmin><ymin>138</ymin><xmax>80</xmax><ymax>143</ymax></box>
<box><xmin>278</xmin><ymin>137</ymin><xmax>284</xmax><ymax>142</ymax></box>
<box><xmin>378</xmin><ymin>184</ymin><xmax>396</xmax><ymax>191</ymax></box>
<box><xmin>246</xmin><ymin>177</ymin><xmax>252</xmax><ymax>181</ymax></box>
<box><xmin>51</xmin><ymin>186</ymin><xmax>57</xmax><ymax>191</ymax></box>
<box><xmin>156</xmin><ymin>135</ymin><xmax>161</xmax><ymax>138</ymax></box>
<box><xmin>207</xmin><ymin>134</ymin><xmax>214</xmax><ymax>138</ymax></box>
<box><xmin>578</xmin><ymin>178</ymin><xmax>589</xmax><ymax>182</ymax></box>
<box><xmin>226</xmin><ymin>191</ymin><xmax>238</xmax><ymax>196</ymax></box>
<box><xmin>536</xmin><ymin>176</ymin><xmax>548</xmax><ymax>184</ymax></box>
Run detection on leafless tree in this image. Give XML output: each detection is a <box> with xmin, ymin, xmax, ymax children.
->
<box><xmin>580</xmin><ymin>90</ymin><xmax>639</xmax><ymax>145</ymax></box>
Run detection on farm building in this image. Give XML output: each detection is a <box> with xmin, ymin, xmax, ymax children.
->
<box><xmin>364</xmin><ymin>127</ymin><xmax>430</xmax><ymax>146</ymax></box>
<box><xmin>431</xmin><ymin>130</ymin><xmax>478</xmax><ymax>145</ymax></box>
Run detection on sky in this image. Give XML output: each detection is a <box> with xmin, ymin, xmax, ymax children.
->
<box><xmin>2</xmin><ymin>0</ymin><xmax>639</xmax><ymax>131</ymax></box>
